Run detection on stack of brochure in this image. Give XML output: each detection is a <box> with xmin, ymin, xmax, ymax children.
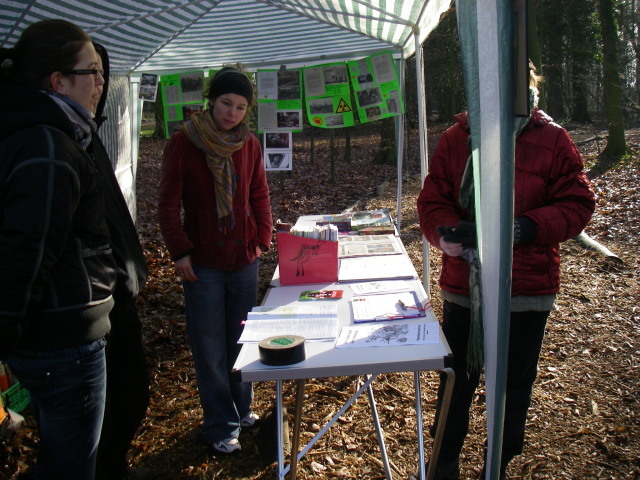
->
<box><xmin>238</xmin><ymin>303</ymin><xmax>339</xmax><ymax>343</ymax></box>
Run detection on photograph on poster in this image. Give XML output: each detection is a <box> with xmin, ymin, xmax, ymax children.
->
<box><xmin>277</xmin><ymin>70</ymin><xmax>300</xmax><ymax>100</ymax></box>
<box><xmin>323</xmin><ymin>65</ymin><xmax>348</xmax><ymax>84</ymax></box>
<box><xmin>180</xmin><ymin>73</ymin><xmax>204</xmax><ymax>103</ymax></box>
<box><xmin>365</xmin><ymin>106</ymin><xmax>382</xmax><ymax>120</ymax></box>
<box><xmin>356</xmin><ymin>58</ymin><xmax>374</xmax><ymax>86</ymax></box>
<box><xmin>265</xmin><ymin>152</ymin><xmax>291</xmax><ymax>170</ymax></box>
<box><xmin>309</xmin><ymin>98</ymin><xmax>334</xmax><ymax>114</ymax></box>
<box><xmin>276</xmin><ymin>111</ymin><xmax>301</xmax><ymax>129</ymax></box>
<box><xmin>357</xmin><ymin>87</ymin><xmax>382</xmax><ymax>107</ymax></box>
<box><xmin>326</xmin><ymin>115</ymin><xmax>345</xmax><ymax>127</ymax></box>
<box><xmin>139</xmin><ymin>73</ymin><xmax>158</xmax><ymax>101</ymax></box>
<box><xmin>182</xmin><ymin>103</ymin><xmax>205</xmax><ymax>120</ymax></box>
<box><xmin>265</xmin><ymin>132</ymin><xmax>291</xmax><ymax>149</ymax></box>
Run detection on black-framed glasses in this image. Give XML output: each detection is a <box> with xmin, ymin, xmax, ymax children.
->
<box><xmin>63</xmin><ymin>69</ymin><xmax>104</xmax><ymax>80</ymax></box>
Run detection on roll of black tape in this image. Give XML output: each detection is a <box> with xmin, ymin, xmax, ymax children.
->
<box><xmin>258</xmin><ymin>335</ymin><xmax>306</xmax><ymax>366</ymax></box>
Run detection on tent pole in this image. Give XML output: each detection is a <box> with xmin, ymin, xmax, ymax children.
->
<box><xmin>414</xmin><ymin>29</ymin><xmax>430</xmax><ymax>297</ymax></box>
<box><xmin>395</xmin><ymin>57</ymin><xmax>406</xmax><ymax>231</ymax></box>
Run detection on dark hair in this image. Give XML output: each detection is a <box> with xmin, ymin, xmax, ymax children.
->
<box><xmin>0</xmin><ymin>19</ymin><xmax>91</xmax><ymax>89</ymax></box>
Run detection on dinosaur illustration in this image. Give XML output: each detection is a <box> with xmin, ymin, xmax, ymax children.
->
<box><xmin>289</xmin><ymin>242</ymin><xmax>321</xmax><ymax>277</ymax></box>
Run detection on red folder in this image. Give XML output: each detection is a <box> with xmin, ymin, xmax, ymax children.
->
<box><xmin>276</xmin><ymin>232</ymin><xmax>338</xmax><ymax>285</ymax></box>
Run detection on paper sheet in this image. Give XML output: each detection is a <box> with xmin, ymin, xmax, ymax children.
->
<box><xmin>335</xmin><ymin>322</ymin><xmax>439</xmax><ymax>348</ymax></box>
<box><xmin>238</xmin><ymin>317</ymin><xmax>338</xmax><ymax>343</ymax></box>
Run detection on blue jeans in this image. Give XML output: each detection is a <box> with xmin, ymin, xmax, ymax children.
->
<box><xmin>7</xmin><ymin>337</ymin><xmax>107</xmax><ymax>480</ymax></box>
<box><xmin>184</xmin><ymin>260</ymin><xmax>258</xmax><ymax>444</ymax></box>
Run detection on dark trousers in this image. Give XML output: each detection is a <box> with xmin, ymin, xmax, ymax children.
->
<box><xmin>431</xmin><ymin>301</ymin><xmax>549</xmax><ymax>471</ymax></box>
<box><xmin>97</xmin><ymin>294</ymin><xmax>150</xmax><ymax>480</ymax></box>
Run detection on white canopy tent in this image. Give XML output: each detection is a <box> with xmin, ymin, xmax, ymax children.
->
<box><xmin>1</xmin><ymin>0</ymin><xmax>451</xmax><ymax>222</ymax></box>
<box><xmin>1</xmin><ymin>2</ymin><xmax>521</xmax><ymax>478</ymax></box>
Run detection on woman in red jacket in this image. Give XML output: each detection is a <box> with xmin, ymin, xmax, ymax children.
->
<box><xmin>158</xmin><ymin>68</ymin><xmax>273</xmax><ymax>454</ymax></box>
<box><xmin>413</xmin><ymin>68</ymin><xmax>595</xmax><ymax>479</ymax></box>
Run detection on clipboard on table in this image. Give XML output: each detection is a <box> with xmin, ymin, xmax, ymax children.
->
<box><xmin>350</xmin><ymin>291</ymin><xmax>427</xmax><ymax>323</ymax></box>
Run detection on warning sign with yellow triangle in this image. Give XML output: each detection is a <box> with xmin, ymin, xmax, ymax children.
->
<box><xmin>335</xmin><ymin>98</ymin><xmax>351</xmax><ymax>113</ymax></box>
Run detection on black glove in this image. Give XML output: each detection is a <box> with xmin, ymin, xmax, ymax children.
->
<box><xmin>437</xmin><ymin>220</ymin><xmax>477</xmax><ymax>248</ymax></box>
<box><xmin>514</xmin><ymin>217</ymin><xmax>537</xmax><ymax>245</ymax></box>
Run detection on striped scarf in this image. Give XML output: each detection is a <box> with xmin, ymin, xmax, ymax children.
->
<box><xmin>182</xmin><ymin>110</ymin><xmax>249</xmax><ymax>232</ymax></box>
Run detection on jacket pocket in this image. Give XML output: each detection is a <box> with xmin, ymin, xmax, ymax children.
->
<box><xmin>82</xmin><ymin>244</ymin><xmax>116</xmax><ymax>304</ymax></box>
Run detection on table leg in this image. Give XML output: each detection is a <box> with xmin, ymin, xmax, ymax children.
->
<box><xmin>365</xmin><ymin>376</ymin><xmax>392</xmax><ymax>479</ymax></box>
<box><xmin>276</xmin><ymin>380</ymin><xmax>285</xmax><ymax>480</ymax></box>
<box><xmin>288</xmin><ymin>379</ymin><xmax>306</xmax><ymax>479</ymax></box>
<box><xmin>426</xmin><ymin>368</ymin><xmax>455</xmax><ymax>480</ymax></box>
<box><xmin>414</xmin><ymin>371</ymin><xmax>426</xmax><ymax>480</ymax></box>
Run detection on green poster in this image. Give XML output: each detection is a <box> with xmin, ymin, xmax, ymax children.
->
<box><xmin>256</xmin><ymin>68</ymin><xmax>303</xmax><ymax>133</ymax></box>
<box><xmin>159</xmin><ymin>71</ymin><xmax>205</xmax><ymax>138</ymax></box>
<box><xmin>347</xmin><ymin>51</ymin><xmax>404</xmax><ymax>124</ymax></box>
<box><xmin>303</xmin><ymin>62</ymin><xmax>354</xmax><ymax>129</ymax></box>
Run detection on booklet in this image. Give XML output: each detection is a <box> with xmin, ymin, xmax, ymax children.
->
<box><xmin>299</xmin><ymin>289</ymin><xmax>344</xmax><ymax>300</ymax></box>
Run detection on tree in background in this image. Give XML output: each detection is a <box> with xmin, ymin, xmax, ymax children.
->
<box><xmin>566</xmin><ymin>0</ymin><xmax>598</xmax><ymax>122</ymax></box>
<box><xmin>423</xmin><ymin>10</ymin><xmax>465</xmax><ymax>122</ymax></box>
<box><xmin>618</xmin><ymin>0</ymin><xmax>640</xmax><ymax>117</ymax></box>
<box><xmin>598</xmin><ymin>0</ymin><xmax>629</xmax><ymax>159</ymax></box>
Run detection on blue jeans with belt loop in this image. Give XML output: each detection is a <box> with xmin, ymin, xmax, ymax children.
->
<box><xmin>184</xmin><ymin>260</ymin><xmax>258</xmax><ymax>445</ymax></box>
<box><xmin>7</xmin><ymin>337</ymin><xmax>107</xmax><ymax>480</ymax></box>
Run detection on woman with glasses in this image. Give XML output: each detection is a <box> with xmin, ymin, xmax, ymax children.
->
<box><xmin>0</xmin><ymin>19</ymin><xmax>116</xmax><ymax>479</ymax></box>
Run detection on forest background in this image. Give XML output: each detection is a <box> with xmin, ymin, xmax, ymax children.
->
<box><xmin>2</xmin><ymin>1</ymin><xmax>640</xmax><ymax>479</ymax></box>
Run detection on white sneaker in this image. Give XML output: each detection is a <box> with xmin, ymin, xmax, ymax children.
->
<box><xmin>240</xmin><ymin>411</ymin><xmax>259</xmax><ymax>427</ymax></box>
<box><xmin>212</xmin><ymin>437</ymin><xmax>240</xmax><ymax>454</ymax></box>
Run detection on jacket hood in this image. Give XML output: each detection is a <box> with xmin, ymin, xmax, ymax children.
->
<box><xmin>93</xmin><ymin>42</ymin><xmax>110</xmax><ymax>128</ymax></box>
<box><xmin>0</xmin><ymin>84</ymin><xmax>76</xmax><ymax>141</ymax></box>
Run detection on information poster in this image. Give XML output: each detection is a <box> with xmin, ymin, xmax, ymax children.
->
<box><xmin>303</xmin><ymin>62</ymin><xmax>354</xmax><ymax>129</ymax></box>
<box><xmin>160</xmin><ymin>71</ymin><xmax>205</xmax><ymax>138</ymax></box>
<box><xmin>139</xmin><ymin>73</ymin><xmax>158</xmax><ymax>102</ymax></box>
<box><xmin>263</xmin><ymin>131</ymin><xmax>292</xmax><ymax>171</ymax></box>
<box><xmin>257</xmin><ymin>68</ymin><xmax>303</xmax><ymax>133</ymax></box>
<box><xmin>347</xmin><ymin>51</ymin><xmax>404</xmax><ymax>124</ymax></box>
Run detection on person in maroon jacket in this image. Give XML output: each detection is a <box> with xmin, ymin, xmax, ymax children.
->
<box><xmin>158</xmin><ymin>67</ymin><xmax>272</xmax><ymax>454</ymax></box>
<box><xmin>412</xmin><ymin>68</ymin><xmax>595</xmax><ymax>480</ymax></box>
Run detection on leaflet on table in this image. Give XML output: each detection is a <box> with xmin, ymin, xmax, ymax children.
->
<box><xmin>248</xmin><ymin>303</ymin><xmax>338</xmax><ymax>319</ymax></box>
<box><xmin>338</xmin><ymin>234</ymin><xmax>403</xmax><ymax>258</ymax></box>
<box><xmin>349</xmin><ymin>279</ymin><xmax>413</xmax><ymax>296</ymax></box>
<box><xmin>335</xmin><ymin>321</ymin><xmax>439</xmax><ymax>348</ymax></box>
<box><xmin>350</xmin><ymin>291</ymin><xmax>426</xmax><ymax>323</ymax></box>
<box><xmin>299</xmin><ymin>289</ymin><xmax>344</xmax><ymax>300</ymax></box>
<box><xmin>338</xmin><ymin>254</ymin><xmax>416</xmax><ymax>282</ymax></box>
<box><xmin>238</xmin><ymin>317</ymin><xmax>339</xmax><ymax>343</ymax></box>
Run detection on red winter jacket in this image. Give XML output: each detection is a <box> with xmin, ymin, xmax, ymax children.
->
<box><xmin>417</xmin><ymin>110</ymin><xmax>595</xmax><ymax>297</ymax></box>
<box><xmin>158</xmin><ymin>131</ymin><xmax>273</xmax><ymax>270</ymax></box>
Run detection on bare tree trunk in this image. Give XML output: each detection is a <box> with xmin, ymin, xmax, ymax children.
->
<box><xmin>598</xmin><ymin>0</ymin><xmax>628</xmax><ymax>159</ymax></box>
<box><xmin>152</xmin><ymin>94</ymin><xmax>165</xmax><ymax>139</ymax></box>
<box><xmin>373</xmin><ymin>118</ymin><xmax>396</xmax><ymax>165</ymax></box>
<box><xmin>343</xmin><ymin>127</ymin><xmax>351</xmax><ymax>163</ymax></box>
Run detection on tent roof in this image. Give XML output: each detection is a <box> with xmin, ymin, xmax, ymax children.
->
<box><xmin>1</xmin><ymin>0</ymin><xmax>451</xmax><ymax>75</ymax></box>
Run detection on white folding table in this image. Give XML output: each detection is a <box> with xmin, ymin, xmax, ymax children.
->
<box><xmin>234</xmin><ymin>273</ymin><xmax>454</xmax><ymax>480</ymax></box>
